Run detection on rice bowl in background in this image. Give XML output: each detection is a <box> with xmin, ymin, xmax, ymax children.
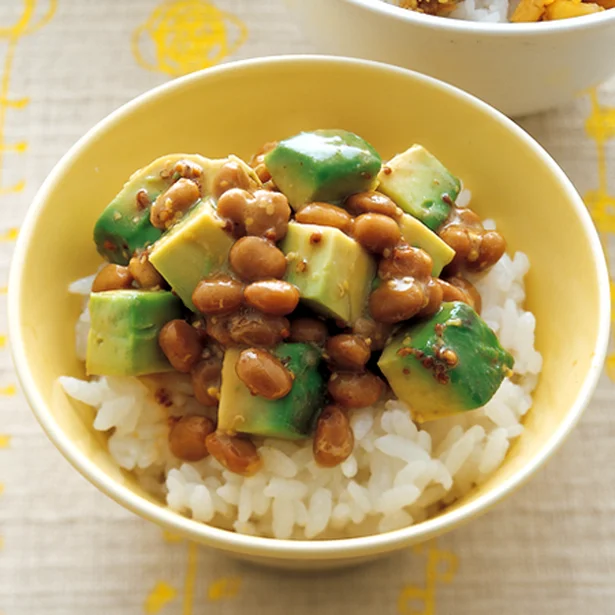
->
<box><xmin>9</xmin><ymin>57</ymin><xmax>610</xmax><ymax>567</ymax></box>
<box><xmin>286</xmin><ymin>0</ymin><xmax>615</xmax><ymax>116</ymax></box>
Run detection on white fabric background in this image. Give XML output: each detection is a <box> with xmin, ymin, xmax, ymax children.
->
<box><xmin>0</xmin><ymin>1</ymin><xmax>614</xmax><ymax>614</ymax></box>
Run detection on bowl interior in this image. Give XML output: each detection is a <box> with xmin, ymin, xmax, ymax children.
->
<box><xmin>11</xmin><ymin>57</ymin><xmax>608</xmax><ymax>559</ymax></box>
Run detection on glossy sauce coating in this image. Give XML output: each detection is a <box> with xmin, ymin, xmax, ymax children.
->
<box><xmin>235</xmin><ymin>348</ymin><xmax>293</xmax><ymax>400</ymax></box>
<box><xmin>111</xmin><ymin>141</ymin><xmax>509</xmax><ymax>475</ymax></box>
<box><xmin>205</xmin><ymin>432</ymin><xmax>263</xmax><ymax>476</ymax></box>
<box><xmin>168</xmin><ymin>415</ymin><xmax>215</xmax><ymax>461</ymax></box>
<box><xmin>313</xmin><ymin>405</ymin><xmax>354</xmax><ymax>467</ymax></box>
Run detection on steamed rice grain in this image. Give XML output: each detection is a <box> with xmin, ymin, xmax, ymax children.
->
<box><xmin>60</xmin><ymin>247</ymin><xmax>541</xmax><ymax>540</ymax></box>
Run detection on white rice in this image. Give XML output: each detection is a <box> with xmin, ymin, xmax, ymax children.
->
<box><xmin>60</xmin><ymin>240</ymin><xmax>541</xmax><ymax>539</ymax></box>
<box><xmin>381</xmin><ymin>0</ymin><xmax>519</xmax><ymax>23</ymax></box>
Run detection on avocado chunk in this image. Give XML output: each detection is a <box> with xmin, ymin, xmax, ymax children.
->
<box><xmin>94</xmin><ymin>154</ymin><xmax>258</xmax><ymax>265</ymax></box>
<box><xmin>149</xmin><ymin>197</ymin><xmax>234</xmax><ymax>311</ymax></box>
<box><xmin>218</xmin><ymin>344</ymin><xmax>325</xmax><ymax>439</ymax></box>
<box><xmin>265</xmin><ymin>129</ymin><xmax>381</xmax><ymax>209</ymax></box>
<box><xmin>378</xmin><ymin>302</ymin><xmax>514</xmax><ymax>422</ymax></box>
<box><xmin>281</xmin><ymin>222</ymin><xmax>376</xmax><ymax>324</ymax></box>
<box><xmin>86</xmin><ymin>290</ymin><xmax>183</xmax><ymax>376</ymax></box>
<box><xmin>399</xmin><ymin>213</ymin><xmax>455</xmax><ymax>276</ymax></box>
<box><xmin>94</xmin><ymin>154</ymin><xmax>206</xmax><ymax>265</ymax></box>
<box><xmin>377</xmin><ymin>145</ymin><xmax>460</xmax><ymax>231</ymax></box>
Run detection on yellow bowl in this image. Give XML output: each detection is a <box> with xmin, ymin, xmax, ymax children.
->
<box><xmin>9</xmin><ymin>56</ymin><xmax>610</xmax><ymax>569</ymax></box>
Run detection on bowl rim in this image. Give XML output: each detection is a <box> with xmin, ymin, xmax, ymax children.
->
<box><xmin>9</xmin><ymin>54</ymin><xmax>611</xmax><ymax>560</ymax></box>
<box><xmin>340</xmin><ymin>0</ymin><xmax>615</xmax><ymax>34</ymax></box>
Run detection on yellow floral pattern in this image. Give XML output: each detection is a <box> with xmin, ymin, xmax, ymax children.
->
<box><xmin>0</xmin><ymin>0</ymin><xmax>57</xmax><ymax>565</ymax></box>
<box><xmin>0</xmin><ymin>0</ymin><xmax>56</xmax><ymax>194</ymax></box>
<box><xmin>132</xmin><ymin>0</ymin><xmax>247</xmax><ymax>76</ymax></box>
<box><xmin>144</xmin><ymin>582</ymin><xmax>177</xmax><ymax>614</ymax></box>
<box><xmin>398</xmin><ymin>541</ymin><xmax>459</xmax><ymax>615</ymax></box>
<box><xmin>584</xmin><ymin>89</ymin><xmax>615</xmax><ymax>380</ymax></box>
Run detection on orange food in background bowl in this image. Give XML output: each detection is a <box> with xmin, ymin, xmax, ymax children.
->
<box><xmin>286</xmin><ymin>0</ymin><xmax>615</xmax><ymax>116</ymax></box>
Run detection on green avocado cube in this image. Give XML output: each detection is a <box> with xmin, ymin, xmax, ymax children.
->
<box><xmin>218</xmin><ymin>344</ymin><xmax>325</xmax><ymax>439</ymax></box>
<box><xmin>148</xmin><ymin>198</ymin><xmax>234</xmax><ymax>311</ymax></box>
<box><xmin>94</xmin><ymin>154</ymin><xmax>205</xmax><ymax>264</ymax></box>
<box><xmin>377</xmin><ymin>145</ymin><xmax>460</xmax><ymax>231</ymax></box>
<box><xmin>86</xmin><ymin>290</ymin><xmax>183</xmax><ymax>376</ymax></box>
<box><xmin>265</xmin><ymin>129</ymin><xmax>382</xmax><ymax>209</ymax></box>
<box><xmin>94</xmin><ymin>154</ymin><xmax>259</xmax><ymax>265</ymax></box>
<box><xmin>281</xmin><ymin>222</ymin><xmax>376</xmax><ymax>324</ymax></box>
<box><xmin>378</xmin><ymin>302</ymin><xmax>514</xmax><ymax>422</ymax></box>
<box><xmin>399</xmin><ymin>213</ymin><xmax>455</xmax><ymax>276</ymax></box>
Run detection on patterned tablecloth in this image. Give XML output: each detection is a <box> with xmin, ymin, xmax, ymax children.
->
<box><xmin>0</xmin><ymin>1</ymin><xmax>614</xmax><ymax>613</ymax></box>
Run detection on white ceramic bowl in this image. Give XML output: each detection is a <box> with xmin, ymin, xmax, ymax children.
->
<box><xmin>286</xmin><ymin>0</ymin><xmax>615</xmax><ymax>117</ymax></box>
